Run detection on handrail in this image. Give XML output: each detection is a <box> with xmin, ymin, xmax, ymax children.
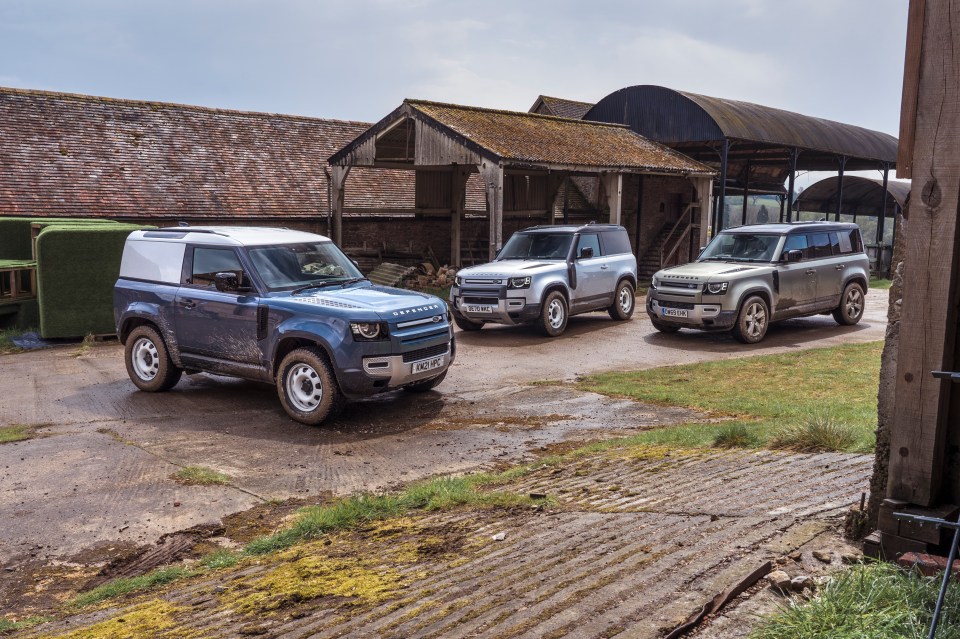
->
<box><xmin>660</xmin><ymin>203</ymin><xmax>699</xmax><ymax>267</ymax></box>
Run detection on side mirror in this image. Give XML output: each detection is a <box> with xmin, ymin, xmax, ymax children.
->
<box><xmin>214</xmin><ymin>271</ymin><xmax>240</xmax><ymax>292</ymax></box>
<box><xmin>579</xmin><ymin>247</ymin><xmax>594</xmax><ymax>259</ymax></box>
<box><xmin>785</xmin><ymin>249</ymin><xmax>803</xmax><ymax>263</ymax></box>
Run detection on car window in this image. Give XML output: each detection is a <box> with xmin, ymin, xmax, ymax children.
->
<box><xmin>191</xmin><ymin>248</ymin><xmax>243</xmax><ymax>288</ymax></box>
<box><xmin>781</xmin><ymin>234</ymin><xmax>808</xmax><ymax>259</ymax></box>
<box><xmin>577</xmin><ymin>234</ymin><xmax>602</xmax><ymax>258</ymax></box>
<box><xmin>700</xmin><ymin>233</ymin><xmax>779</xmax><ymax>262</ymax></box>
<box><xmin>807</xmin><ymin>233</ymin><xmax>833</xmax><ymax>260</ymax></box>
<box><xmin>837</xmin><ymin>229</ymin><xmax>863</xmax><ymax>254</ymax></box>
<box><xmin>601</xmin><ymin>230</ymin><xmax>632</xmax><ymax>255</ymax></box>
<box><xmin>498</xmin><ymin>233</ymin><xmax>572</xmax><ymax>260</ymax></box>
<box><xmin>828</xmin><ymin>233</ymin><xmax>841</xmax><ymax>255</ymax></box>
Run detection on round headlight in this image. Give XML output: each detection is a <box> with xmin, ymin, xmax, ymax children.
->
<box><xmin>454</xmin><ymin>276</ymin><xmax>462</xmax><ymax>287</ymax></box>
<box><xmin>351</xmin><ymin>322</ymin><xmax>382</xmax><ymax>339</ymax></box>
<box><xmin>704</xmin><ymin>282</ymin><xmax>728</xmax><ymax>295</ymax></box>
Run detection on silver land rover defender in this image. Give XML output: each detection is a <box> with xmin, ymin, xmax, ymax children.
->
<box><xmin>647</xmin><ymin>222</ymin><xmax>870</xmax><ymax>344</ymax></box>
<box><xmin>450</xmin><ymin>224</ymin><xmax>638</xmax><ymax>337</ymax></box>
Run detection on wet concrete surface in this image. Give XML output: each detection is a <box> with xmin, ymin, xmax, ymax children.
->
<box><xmin>0</xmin><ymin>291</ymin><xmax>887</xmax><ymax>582</ymax></box>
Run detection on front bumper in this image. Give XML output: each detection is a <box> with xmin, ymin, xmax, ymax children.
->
<box><xmin>647</xmin><ymin>297</ymin><xmax>737</xmax><ymax>330</ymax></box>
<box><xmin>451</xmin><ymin>288</ymin><xmax>540</xmax><ymax>325</ymax></box>
<box><xmin>361</xmin><ymin>341</ymin><xmax>454</xmax><ymax>387</ymax></box>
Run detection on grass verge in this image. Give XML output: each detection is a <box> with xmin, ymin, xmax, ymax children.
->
<box><xmin>750</xmin><ymin>561</ymin><xmax>960</xmax><ymax>639</ymax></box>
<box><xmin>576</xmin><ymin>341</ymin><xmax>881</xmax><ymax>453</ymax></box>
<box><xmin>0</xmin><ymin>424</ymin><xmax>36</xmax><ymax>444</ymax></box>
<box><xmin>69</xmin><ymin>567</ymin><xmax>194</xmax><ymax>609</ymax></box>
<box><xmin>171</xmin><ymin>466</ymin><xmax>231</xmax><ymax>486</ymax></box>
<box><xmin>869</xmin><ymin>277</ymin><xmax>892</xmax><ymax>290</ymax></box>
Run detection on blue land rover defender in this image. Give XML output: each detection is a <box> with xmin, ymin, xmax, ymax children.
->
<box><xmin>113</xmin><ymin>227</ymin><xmax>454</xmax><ymax>425</ymax></box>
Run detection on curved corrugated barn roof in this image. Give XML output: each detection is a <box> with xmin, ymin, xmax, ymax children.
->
<box><xmin>584</xmin><ymin>85</ymin><xmax>898</xmax><ymax>173</ymax></box>
<box><xmin>797</xmin><ymin>175</ymin><xmax>910</xmax><ymax>215</ymax></box>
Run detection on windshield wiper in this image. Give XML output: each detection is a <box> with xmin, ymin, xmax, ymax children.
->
<box><xmin>336</xmin><ymin>277</ymin><xmax>366</xmax><ymax>288</ymax></box>
<box><xmin>290</xmin><ymin>280</ymin><xmax>345</xmax><ymax>296</ymax></box>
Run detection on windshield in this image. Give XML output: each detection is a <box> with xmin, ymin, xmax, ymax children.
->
<box><xmin>247</xmin><ymin>242</ymin><xmax>364</xmax><ymax>292</ymax></box>
<box><xmin>497</xmin><ymin>233</ymin><xmax>572</xmax><ymax>260</ymax></box>
<box><xmin>699</xmin><ymin>233</ymin><xmax>780</xmax><ymax>263</ymax></box>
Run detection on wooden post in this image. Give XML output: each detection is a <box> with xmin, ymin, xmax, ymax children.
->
<box><xmin>330</xmin><ymin>165</ymin><xmax>351</xmax><ymax>246</ymax></box>
<box><xmin>694</xmin><ymin>176</ymin><xmax>713</xmax><ymax>248</ymax></box>
<box><xmin>450</xmin><ymin>166</ymin><xmax>470</xmax><ymax>267</ymax></box>
<box><xmin>887</xmin><ymin>0</ymin><xmax>960</xmax><ymax>507</ymax></box>
<box><xmin>603</xmin><ymin>173</ymin><xmax>623</xmax><ymax>225</ymax></box>
<box><xmin>479</xmin><ymin>162</ymin><xmax>504</xmax><ymax>261</ymax></box>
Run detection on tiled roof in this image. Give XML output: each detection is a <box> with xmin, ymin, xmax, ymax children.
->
<box><xmin>408</xmin><ymin>100</ymin><xmax>713</xmax><ymax>175</ymax></box>
<box><xmin>0</xmin><ymin>87</ymin><xmax>481</xmax><ymax>219</ymax></box>
<box><xmin>530</xmin><ymin>95</ymin><xmax>594</xmax><ymax>120</ymax></box>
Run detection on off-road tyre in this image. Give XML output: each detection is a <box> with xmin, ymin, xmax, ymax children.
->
<box><xmin>832</xmin><ymin>282</ymin><xmax>865</xmax><ymax>326</ymax></box>
<box><xmin>453</xmin><ymin>315</ymin><xmax>483</xmax><ymax>331</ymax></box>
<box><xmin>402</xmin><ymin>370</ymin><xmax>448</xmax><ymax>393</ymax></box>
<box><xmin>125</xmin><ymin>325</ymin><xmax>182</xmax><ymax>392</ymax></box>
<box><xmin>732</xmin><ymin>295</ymin><xmax>769</xmax><ymax>344</ymax></box>
<box><xmin>608</xmin><ymin>280</ymin><xmax>636</xmax><ymax>321</ymax></box>
<box><xmin>537</xmin><ymin>290</ymin><xmax>569</xmax><ymax>337</ymax></box>
<box><xmin>276</xmin><ymin>347</ymin><xmax>345</xmax><ymax>426</ymax></box>
<box><xmin>651</xmin><ymin>319</ymin><xmax>681</xmax><ymax>334</ymax></box>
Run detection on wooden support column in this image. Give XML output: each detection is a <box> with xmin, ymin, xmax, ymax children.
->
<box><xmin>693</xmin><ymin>176</ymin><xmax>714</xmax><ymax>249</ymax></box>
<box><xmin>479</xmin><ymin>162</ymin><xmax>504</xmax><ymax>261</ymax></box>
<box><xmin>716</xmin><ymin>139</ymin><xmax>730</xmax><ymax>232</ymax></box>
<box><xmin>887</xmin><ymin>0</ymin><xmax>960</xmax><ymax>507</ymax></box>
<box><xmin>450</xmin><ymin>166</ymin><xmax>470</xmax><ymax>267</ymax></box>
<box><xmin>330</xmin><ymin>165</ymin><xmax>351</xmax><ymax>246</ymax></box>
<box><xmin>835</xmin><ymin>156</ymin><xmax>848</xmax><ymax>221</ymax></box>
<box><xmin>603</xmin><ymin>173</ymin><xmax>623</xmax><ymax>225</ymax></box>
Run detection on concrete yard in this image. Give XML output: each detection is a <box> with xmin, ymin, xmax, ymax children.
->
<box><xmin>0</xmin><ymin>290</ymin><xmax>888</xmax><ymax>635</ymax></box>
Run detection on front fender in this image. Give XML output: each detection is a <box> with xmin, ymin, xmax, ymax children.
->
<box><xmin>269</xmin><ymin>317</ymin><xmax>349</xmax><ymax>370</ymax></box>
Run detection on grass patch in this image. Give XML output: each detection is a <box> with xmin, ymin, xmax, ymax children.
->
<box><xmin>246</xmin><ymin>475</ymin><xmax>538</xmax><ymax>555</ymax></box>
<box><xmin>170</xmin><ymin>466</ymin><xmax>230</xmax><ymax>486</ymax></box>
<box><xmin>0</xmin><ymin>327</ymin><xmax>28</xmax><ymax>355</ymax></box>
<box><xmin>769</xmin><ymin>413</ymin><xmax>858</xmax><ymax>452</ymax></box>
<box><xmin>577</xmin><ymin>341</ymin><xmax>881</xmax><ymax>453</ymax></box>
<box><xmin>869</xmin><ymin>277</ymin><xmax>892</xmax><ymax>290</ymax></box>
<box><xmin>68</xmin><ymin>566</ymin><xmax>194</xmax><ymax>609</ymax></box>
<box><xmin>750</xmin><ymin>561</ymin><xmax>960</xmax><ymax>639</ymax></box>
<box><xmin>0</xmin><ymin>616</ymin><xmax>46</xmax><ymax>632</ymax></box>
<box><xmin>0</xmin><ymin>424</ymin><xmax>36</xmax><ymax>444</ymax></box>
<box><xmin>713</xmin><ymin>423</ymin><xmax>764</xmax><ymax>448</ymax></box>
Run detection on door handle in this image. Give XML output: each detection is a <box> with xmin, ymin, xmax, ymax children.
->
<box><xmin>180</xmin><ymin>300</ymin><xmax>197</xmax><ymax>310</ymax></box>
<box><xmin>600</xmin><ymin>264</ymin><xmax>609</xmax><ymax>270</ymax></box>
<box><xmin>805</xmin><ymin>269</ymin><xmax>816</xmax><ymax>275</ymax></box>
<box><xmin>835</xmin><ymin>264</ymin><xmax>844</xmax><ymax>270</ymax></box>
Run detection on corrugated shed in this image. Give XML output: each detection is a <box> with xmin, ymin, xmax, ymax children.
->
<box><xmin>406</xmin><ymin>100</ymin><xmax>713</xmax><ymax>174</ymax></box>
<box><xmin>529</xmin><ymin>95</ymin><xmax>594</xmax><ymax>120</ymax></box>
<box><xmin>796</xmin><ymin>175</ymin><xmax>910</xmax><ymax>215</ymax></box>
<box><xmin>0</xmin><ymin>87</ymin><xmax>485</xmax><ymax>220</ymax></box>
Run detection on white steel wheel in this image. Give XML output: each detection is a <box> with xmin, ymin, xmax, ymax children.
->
<box><xmin>276</xmin><ymin>347</ymin><xmax>343</xmax><ymax>426</ymax></box>
<box><xmin>732</xmin><ymin>296</ymin><xmax>769</xmax><ymax>344</ymax></box>
<box><xmin>538</xmin><ymin>291</ymin><xmax>568</xmax><ymax>337</ymax></box>
<box><xmin>608</xmin><ymin>280</ymin><xmax>636</xmax><ymax>321</ymax></box>
<box><xmin>124</xmin><ymin>325</ymin><xmax>182</xmax><ymax>392</ymax></box>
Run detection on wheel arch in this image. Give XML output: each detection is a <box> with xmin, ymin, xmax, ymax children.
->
<box><xmin>272</xmin><ymin>335</ymin><xmax>336</xmax><ymax>379</ymax></box>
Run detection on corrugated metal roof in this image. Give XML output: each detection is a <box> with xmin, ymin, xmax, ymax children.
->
<box><xmin>0</xmin><ymin>87</ymin><xmax>487</xmax><ymax>220</ymax></box>
<box><xmin>404</xmin><ymin>100</ymin><xmax>713</xmax><ymax>174</ymax></box>
<box><xmin>529</xmin><ymin>95</ymin><xmax>594</xmax><ymax>120</ymax></box>
<box><xmin>796</xmin><ymin>175</ymin><xmax>910</xmax><ymax>215</ymax></box>
<box><xmin>677</xmin><ymin>90</ymin><xmax>898</xmax><ymax>162</ymax></box>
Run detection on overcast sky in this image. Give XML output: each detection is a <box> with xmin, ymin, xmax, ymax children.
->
<box><xmin>1</xmin><ymin>0</ymin><xmax>909</xmax><ymax>139</ymax></box>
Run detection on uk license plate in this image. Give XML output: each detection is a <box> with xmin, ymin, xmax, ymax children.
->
<box><xmin>412</xmin><ymin>356</ymin><xmax>445</xmax><ymax>374</ymax></box>
<box><xmin>662</xmin><ymin>308</ymin><xmax>688</xmax><ymax>318</ymax></box>
<box><xmin>465</xmin><ymin>304</ymin><xmax>495</xmax><ymax>313</ymax></box>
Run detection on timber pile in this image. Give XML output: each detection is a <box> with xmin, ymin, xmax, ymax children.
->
<box><xmin>366</xmin><ymin>262</ymin><xmax>418</xmax><ymax>287</ymax></box>
<box><xmin>402</xmin><ymin>263</ymin><xmax>457</xmax><ymax>291</ymax></box>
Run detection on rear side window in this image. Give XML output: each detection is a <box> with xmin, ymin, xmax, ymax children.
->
<box><xmin>191</xmin><ymin>247</ymin><xmax>243</xmax><ymax>288</ymax></box>
<box><xmin>576</xmin><ymin>234</ymin><xmax>602</xmax><ymax>258</ymax></box>
<box><xmin>836</xmin><ymin>229</ymin><xmax>864</xmax><ymax>254</ymax></box>
<box><xmin>828</xmin><ymin>233</ymin><xmax>841</xmax><ymax>255</ymax></box>
<box><xmin>807</xmin><ymin>233</ymin><xmax>833</xmax><ymax>259</ymax></box>
<box><xmin>602</xmin><ymin>230</ymin><xmax>632</xmax><ymax>255</ymax></box>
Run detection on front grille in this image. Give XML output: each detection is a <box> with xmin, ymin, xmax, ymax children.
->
<box><xmin>661</xmin><ymin>281</ymin><xmax>699</xmax><ymax>290</ymax></box>
<box><xmin>402</xmin><ymin>342</ymin><xmax>449</xmax><ymax>363</ymax></box>
<box><xmin>658</xmin><ymin>300</ymin><xmax>694</xmax><ymax>310</ymax></box>
<box><xmin>463</xmin><ymin>296</ymin><xmax>499</xmax><ymax>305</ymax></box>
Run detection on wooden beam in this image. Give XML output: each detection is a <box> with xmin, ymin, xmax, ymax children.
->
<box><xmin>450</xmin><ymin>166</ymin><xmax>470</xmax><ymax>268</ymax></box>
<box><xmin>693</xmin><ymin>176</ymin><xmax>713</xmax><ymax>248</ymax></box>
<box><xmin>898</xmin><ymin>0</ymin><xmax>926</xmax><ymax>179</ymax></box>
<box><xmin>887</xmin><ymin>0</ymin><xmax>960</xmax><ymax>506</ymax></box>
<box><xmin>330</xmin><ymin>165</ymin><xmax>351</xmax><ymax>246</ymax></box>
<box><xmin>603</xmin><ymin>173</ymin><xmax>623</xmax><ymax>225</ymax></box>
<box><xmin>479</xmin><ymin>162</ymin><xmax>504</xmax><ymax>261</ymax></box>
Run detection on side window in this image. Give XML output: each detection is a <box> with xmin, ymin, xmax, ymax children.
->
<box><xmin>577</xmin><ymin>234</ymin><xmax>602</xmax><ymax>258</ymax></box>
<box><xmin>807</xmin><ymin>233</ymin><xmax>832</xmax><ymax>260</ymax></box>
<box><xmin>837</xmin><ymin>231</ymin><xmax>853</xmax><ymax>254</ymax></box>
<box><xmin>828</xmin><ymin>232</ymin><xmax>841</xmax><ymax>255</ymax></box>
<box><xmin>191</xmin><ymin>247</ymin><xmax>243</xmax><ymax>289</ymax></box>
<box><xmin>601</xmin><ymin>230</ymin><xmax>632</xmax><ymax>255</ymax></box>
<box><xmin>781</xmin><ymin>234</ymin><xmax>808</xmax><ymax>259</ymax></box>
